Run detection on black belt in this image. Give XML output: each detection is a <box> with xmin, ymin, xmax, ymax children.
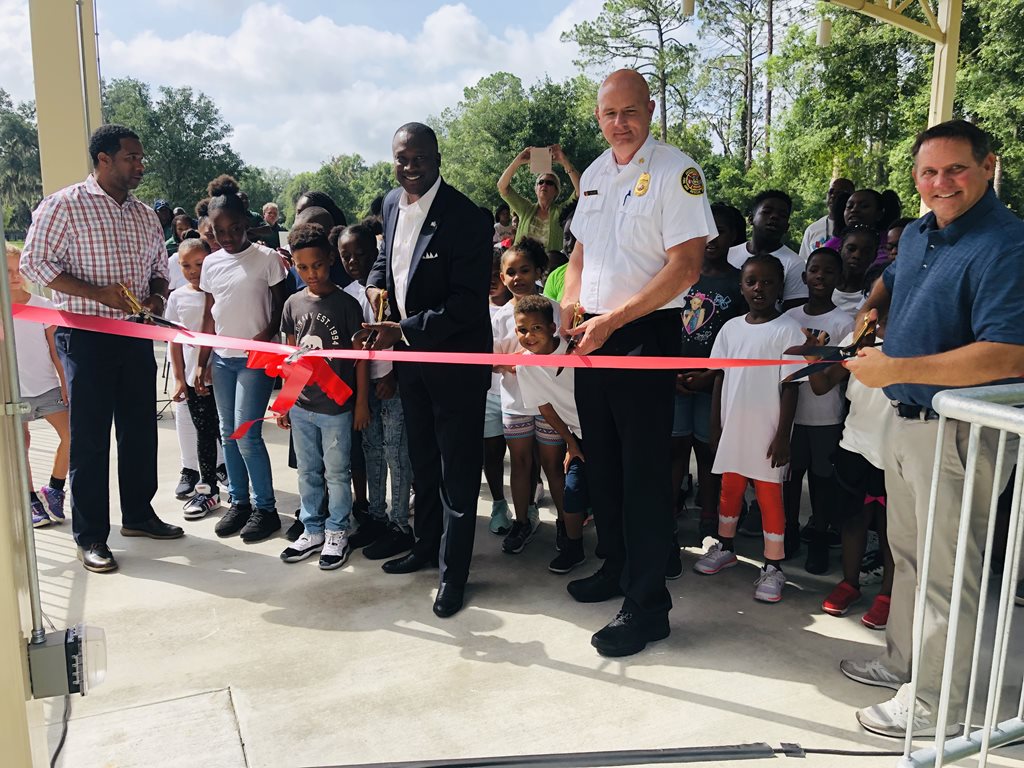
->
<box><xmin>893</xmin><ymin>402</ymin><xmax>940</xmax><ymax>421</ymax></box>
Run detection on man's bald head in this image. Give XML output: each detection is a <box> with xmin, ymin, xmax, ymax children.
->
<box><xmin>595</xmin><ymin>69</ymin><xmax>655</xmax><ymax>163</ymax></box>
<box><xmin>598</xmin><ymin>69</ymin><xmax>651</xmax><ymax>104</ymax></box>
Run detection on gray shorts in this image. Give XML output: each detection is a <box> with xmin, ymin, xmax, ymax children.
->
<box><xmin>21</xmin><ymin>387</ymin><xmax>67</xmax><ymax>422</ymax></box>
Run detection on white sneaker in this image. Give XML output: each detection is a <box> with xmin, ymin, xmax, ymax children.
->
<box><xmin>528</xmin><ymin>504</ymin><xmax>540</xmax><ymax>529</ymax></box>
<box><xmin>280</xmin><ymin>531</ymin><xmax>324</xmax><ymax>563</ymax></box>
<box><xmin>754</xmin><ymin>564</ymin><xmax>785</xmax><ymax>602</ymax></box>
<box><xmin>182</xmin><ymin>484</ymin><xmax>222</xmax><ymax>520</ymax></box>
<box><xmin>693</xmin><ymin>541</ymin><xmax>738</xmax><ymax>575</ymax></box>
<box><xmin>856</xmin><ymin>684</ymin><xmax>962</xmax><ymax>738</ymax></box>
<box><xmin>840</xmin><ymin>658</ymin><xmax>905</xmax><ymax>690</ymax></box>
<box><xmin>319</xmin><ymin>529</ymin><xmax>351</xmax><ymax>570</ymax></box>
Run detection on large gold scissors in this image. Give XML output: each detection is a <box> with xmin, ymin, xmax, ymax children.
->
<box><xmin>118</xmin><ymin>282</ymin><xmax>188</xmax><ymax>331</ymax></box>
<box><xmin>557</xmin><ymin>302</ymin><xmax>585</xmax><ymax>376</ymax></box>
<box><xmin>352</xmin><ymin>290</ymin><xmax>389</xmax><ymax>348</ymax></box>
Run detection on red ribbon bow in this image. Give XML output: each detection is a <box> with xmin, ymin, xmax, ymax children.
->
<box><xmin>228</xmin><ymin>351</ymin><xmax>353</xmax><ymax>440</ymax></box>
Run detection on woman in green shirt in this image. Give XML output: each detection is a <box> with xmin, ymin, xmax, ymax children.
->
<box><xmin>497</xmin><ymin>144</ymin><xmax>581</xmax><ymax>252</ymax></box>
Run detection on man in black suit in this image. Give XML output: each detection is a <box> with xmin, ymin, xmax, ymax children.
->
<box><xmin>363</xmin><ymin>122</ymin><xmax>492</xmax><ymax>618</ymax></box>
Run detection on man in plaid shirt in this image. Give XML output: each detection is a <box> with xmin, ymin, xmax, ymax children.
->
<box><xmin>21</xmin><ymin>124</ymin><xmax>183</xmax><ymax>573</ymax></box>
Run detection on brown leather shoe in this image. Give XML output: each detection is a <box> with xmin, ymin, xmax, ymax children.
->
<box><xmin>78</xmin><ymin>543</ymin><xmax>118</xmax><ymax>573</ymax></box>
<box><xmin>121</xmin><ymin>517</ymin><xmax>184</xmax><ymax>540</ymax></box>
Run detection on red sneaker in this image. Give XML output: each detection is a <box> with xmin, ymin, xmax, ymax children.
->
<box><xmin>862</xmin><ymin>595</ymin><xmax>891</xmax><ymax>630</ymax></box>
<box><xmin>822</xmin><ymin>581</ymin><xmax>862</xmax><ymax>616</ymax></box>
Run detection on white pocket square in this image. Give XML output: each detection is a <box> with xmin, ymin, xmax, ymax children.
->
<box><xmin>422</xmin><ymin>251</ymin><xmax>439</xmax><ymax>260</ymax></box>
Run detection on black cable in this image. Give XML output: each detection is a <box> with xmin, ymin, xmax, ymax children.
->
<box><xmin>41</xmin><ymin>611</ymin><xmax>71</xmax><ymax>768</ymax></box>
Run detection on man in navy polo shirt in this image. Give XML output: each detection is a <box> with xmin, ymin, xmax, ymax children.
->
<box><xmin>840</xmin><ymin>120</ymin><xmax>1024</xmax><ymax>738</ymax></box>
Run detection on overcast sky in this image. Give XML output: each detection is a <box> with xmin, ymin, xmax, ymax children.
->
<box><xmin>2</xmin><ymin>0</ymin><xmax>680</xmax><ymax>172</ymax></box>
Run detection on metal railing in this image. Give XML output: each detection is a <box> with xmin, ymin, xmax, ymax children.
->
<box><xmin>900</xmin><ymin>384</ymin><xmax>1024</xmax><ymax>768</ymax></box>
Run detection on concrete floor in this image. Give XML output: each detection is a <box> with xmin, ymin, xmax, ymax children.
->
<box><xmin>21</xmin><ymin>368</ymin><xmax>1024</xmax><ymax>768</ymax></box>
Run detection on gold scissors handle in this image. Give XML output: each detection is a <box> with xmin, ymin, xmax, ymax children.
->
<box><xmin>118</xmin><ymin>282</ymin><xmax>145</xmax><ymax>315</ymax></box>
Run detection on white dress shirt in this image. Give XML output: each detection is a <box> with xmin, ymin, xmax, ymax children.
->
<box><xmin>569</xmin><ymin>134</ymin><xmax>716</xmax><ymax>315</ymax></box>
<box><xmin>392</xmin><ymin>176</ymin><xmax>442</xmax><ymax>320</ymax></box>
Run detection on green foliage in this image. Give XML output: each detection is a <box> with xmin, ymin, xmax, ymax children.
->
<box><xmin>434</xmin><ymin>73</ymin><xmax>605</xmax><ymax>209</ymax></box>
<box><xmin>563</xmin><ymin>0</ymin><xmax>697</xmax><ymax>140</ymax></box>
<box><xmin>279</xmin><ymin>157</ymin><xmax>393</xmax><ymax>227</ymax></box>
<box><xmin>102</xmin><ymin>78</ymin><xmax>243</xmax><ymax>209</ymax></box>
<box><xmin>0</xmin><ymin>89</ymin><xmax>41</xmax><ymax>231</ymax></box>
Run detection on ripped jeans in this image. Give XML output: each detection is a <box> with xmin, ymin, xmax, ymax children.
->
<box><xmin>289</xmin><ymin>405</ymin><xmax>354</xmax><ymax>534</ymax></box>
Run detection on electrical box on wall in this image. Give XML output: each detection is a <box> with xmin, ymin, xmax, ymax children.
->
<box><xmin>27</xmin><ymin>623</ymin><xmax>106</xmax><ymax>698</ymax></box>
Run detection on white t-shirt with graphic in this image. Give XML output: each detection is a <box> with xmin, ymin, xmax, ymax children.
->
<box><xmin>784</xmin><ymin>305</ymin><xmax>855</xmax><ymax>426</ymax></box>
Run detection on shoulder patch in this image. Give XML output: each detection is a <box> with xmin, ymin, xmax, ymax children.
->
<box><xmin>681</xmin><ymin>167</ymin><xmax>704</xmax><ymax>196</ymax></box>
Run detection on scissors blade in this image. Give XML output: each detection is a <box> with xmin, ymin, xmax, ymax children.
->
<box><xmin>782</xmin><ymin>360</ymin><xmax>838</xmax><ymax>384</ymax></box>
<box><xmin>782</xmin><ymin>344</ymin><xmax>845</xmax><ymax>358</ymax></box>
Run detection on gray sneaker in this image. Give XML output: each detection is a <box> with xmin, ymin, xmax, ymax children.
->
<box><xmin>840</xmin><ymin>658</ymin><xmax>906</xmax><ymax>690</ymax></box>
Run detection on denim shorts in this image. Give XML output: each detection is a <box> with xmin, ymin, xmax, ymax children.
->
<box><xmin>483</xmin><ymin>392</ymin><xmax>504</xmax><ymax>439</ymax></box>
<box><xmin>502</xmin><ymin>412</ymin><xmax>563</xmax><ymax>445</ymax></box>
<box><xmin>21</xmin><ymin>387</ymin><xmax>67</xmax><ymax>422</ymax></box>
<box><xmin>671</xmin><ymin>391</ymin><xmax>711</xmax><ymax>442</ymax></box>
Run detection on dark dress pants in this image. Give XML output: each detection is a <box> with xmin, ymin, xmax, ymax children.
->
<box><xmin>55</xmin><ymin>328</ymin><xmax>158</xmax><ymax>547</ymax></box>
<box><xmin>395</xmin><ymin>360</ymin><xmax>487</xmax><ymax>586</ymax></box>
<box><xmin>574</xmin><ymin>310</ymin><xmax>678</xmax><ymax>618</ymax></box>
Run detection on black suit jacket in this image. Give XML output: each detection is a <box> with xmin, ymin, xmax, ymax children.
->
<box><xmin>367</xmin><ymin>179</ymin><xmax>492</xmax><ymax>356</ymax></box>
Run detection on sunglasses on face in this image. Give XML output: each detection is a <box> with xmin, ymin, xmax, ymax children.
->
<box><xmin>537</xmin><ymin>179</ymin><xmax>557</xmax><ymax>187</ymax></box>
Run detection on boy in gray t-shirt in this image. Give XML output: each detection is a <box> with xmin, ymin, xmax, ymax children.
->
<box><xmin>277</xmin><ymin>223</ymin><xmax>368</xmax><ymax>571</ymax></box>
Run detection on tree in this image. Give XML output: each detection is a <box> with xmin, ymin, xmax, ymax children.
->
<box><xmin>239</xmin><ymin>166</ymin><xmax>294</xmax><ymax>213</ymax></box>
<box><xmin>0</xmin><ymin>89</ymin><xmax>42</xmax><ymax>231</ymax></box>
<box><xmin>432</xmin><ymin>73</ymin><xmax>605</xmax><ymax>210</ymax></box>
<box><xmin>562</xmin><ymin>0</ymin><xmax>697</xmax><ymax>141</ymax></box>
<box><xmin>102</xmin><ymin>78</ymin><xmax>243</xmax><ymax>209</ymax></box>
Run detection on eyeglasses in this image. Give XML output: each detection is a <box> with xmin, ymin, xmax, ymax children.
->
<box><xmin>536</xmin><ymin>179</ymin><xmax>557</xmax><ymax>187</ymax></box>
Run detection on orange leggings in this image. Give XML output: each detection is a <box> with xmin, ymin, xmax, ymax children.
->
<box><xmin>719</xmin><ymin>472</ymin><xmax>786</xmax><ymax>561</ymax></box>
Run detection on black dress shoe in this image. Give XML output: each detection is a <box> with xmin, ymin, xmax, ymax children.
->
<box><xmin>433</xmin><ymin>582</ymin><xmax>465</xmax><ymax>618</ymax></box>
<box><xmin>382</xmin><ymin>551</ymin><xmax>436</xmax><ymax>574</ymax></box>
<box><xmin>78</xmin><ymin>543</ymin><xmax>118</xmax><ymax>573</ymax></box>
<box><xmin>363</xmin><ymin>525</ymin><xmax>414</xmax><ymax>560</ymax></box>
<box><xmin>567</xmin><ymin>565</ymin><xmax>624</xmax><ymax>603</ymax></box>
<box><xmin>121</xmin><ymin>517</ymin><xmax>184</xmax><ymax>540</ymax></box>
<box><xmin>591</xmin><ymin>610</ymin><xmax>670</xmax><ymax>657</ymax></box>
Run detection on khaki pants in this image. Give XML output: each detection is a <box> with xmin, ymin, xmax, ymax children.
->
<box><xmin>882</xmin><ymin>415</ymin><xmax>1016</xmax><ymax>718</ymax></box>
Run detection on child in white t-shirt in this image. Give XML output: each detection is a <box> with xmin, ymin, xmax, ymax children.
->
<box><xmin>7</xmin><ymin>246</ymin><xmax>69</xmax><ymax>527</ymax></box>
<box><xmin>515</xmin><ymin>294</ymin><xmax>587</xmax><ymax>574</ymax></box>
<box><xmin>695</xmin><ymin>254</ymin><xmax>804</xmax><ymax>603</ymax></box>
<box><xmin>810</xmin><ymin>313</ymin><xmax>893</xmax><ymax>630</ymax></box>
<box><xmin>492</xmin><ymin>239</ymin><xmax>561</xmax><ymax>555</ymax></box>
<box><xmin>196</xmin><ymin>175</ymin><xmax>288</xmax><ymax>542</ymax></box>
<box><xmin>167</xmin><ymin>237</ymin><xmax>224</xmax><ymax>521</ymax></box>
<box><xmin>783</xmin><ymin>247</ymin><xmax>854</xmax><ymax>573</ymax></box>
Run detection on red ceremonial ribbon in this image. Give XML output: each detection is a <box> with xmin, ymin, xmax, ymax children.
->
<box><xmin>12</xmin><ymin>303</ymin><xmax>807</xmax><ymax>436</ymax></box>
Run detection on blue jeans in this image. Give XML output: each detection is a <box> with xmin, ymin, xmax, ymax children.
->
<box><xmin>211</xmin><ymin>354</ymin><xmax>276</xmax><ymax>510</ymax></box>
<box><xmin>363</xmin><ymin>385</ymin><xmax>412</xmax><ymax>530</ymax></box>
<box><xmin>289</xmin><ymin>406</ymin><xmax>353</xmax><ymax>533</ymax></box>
